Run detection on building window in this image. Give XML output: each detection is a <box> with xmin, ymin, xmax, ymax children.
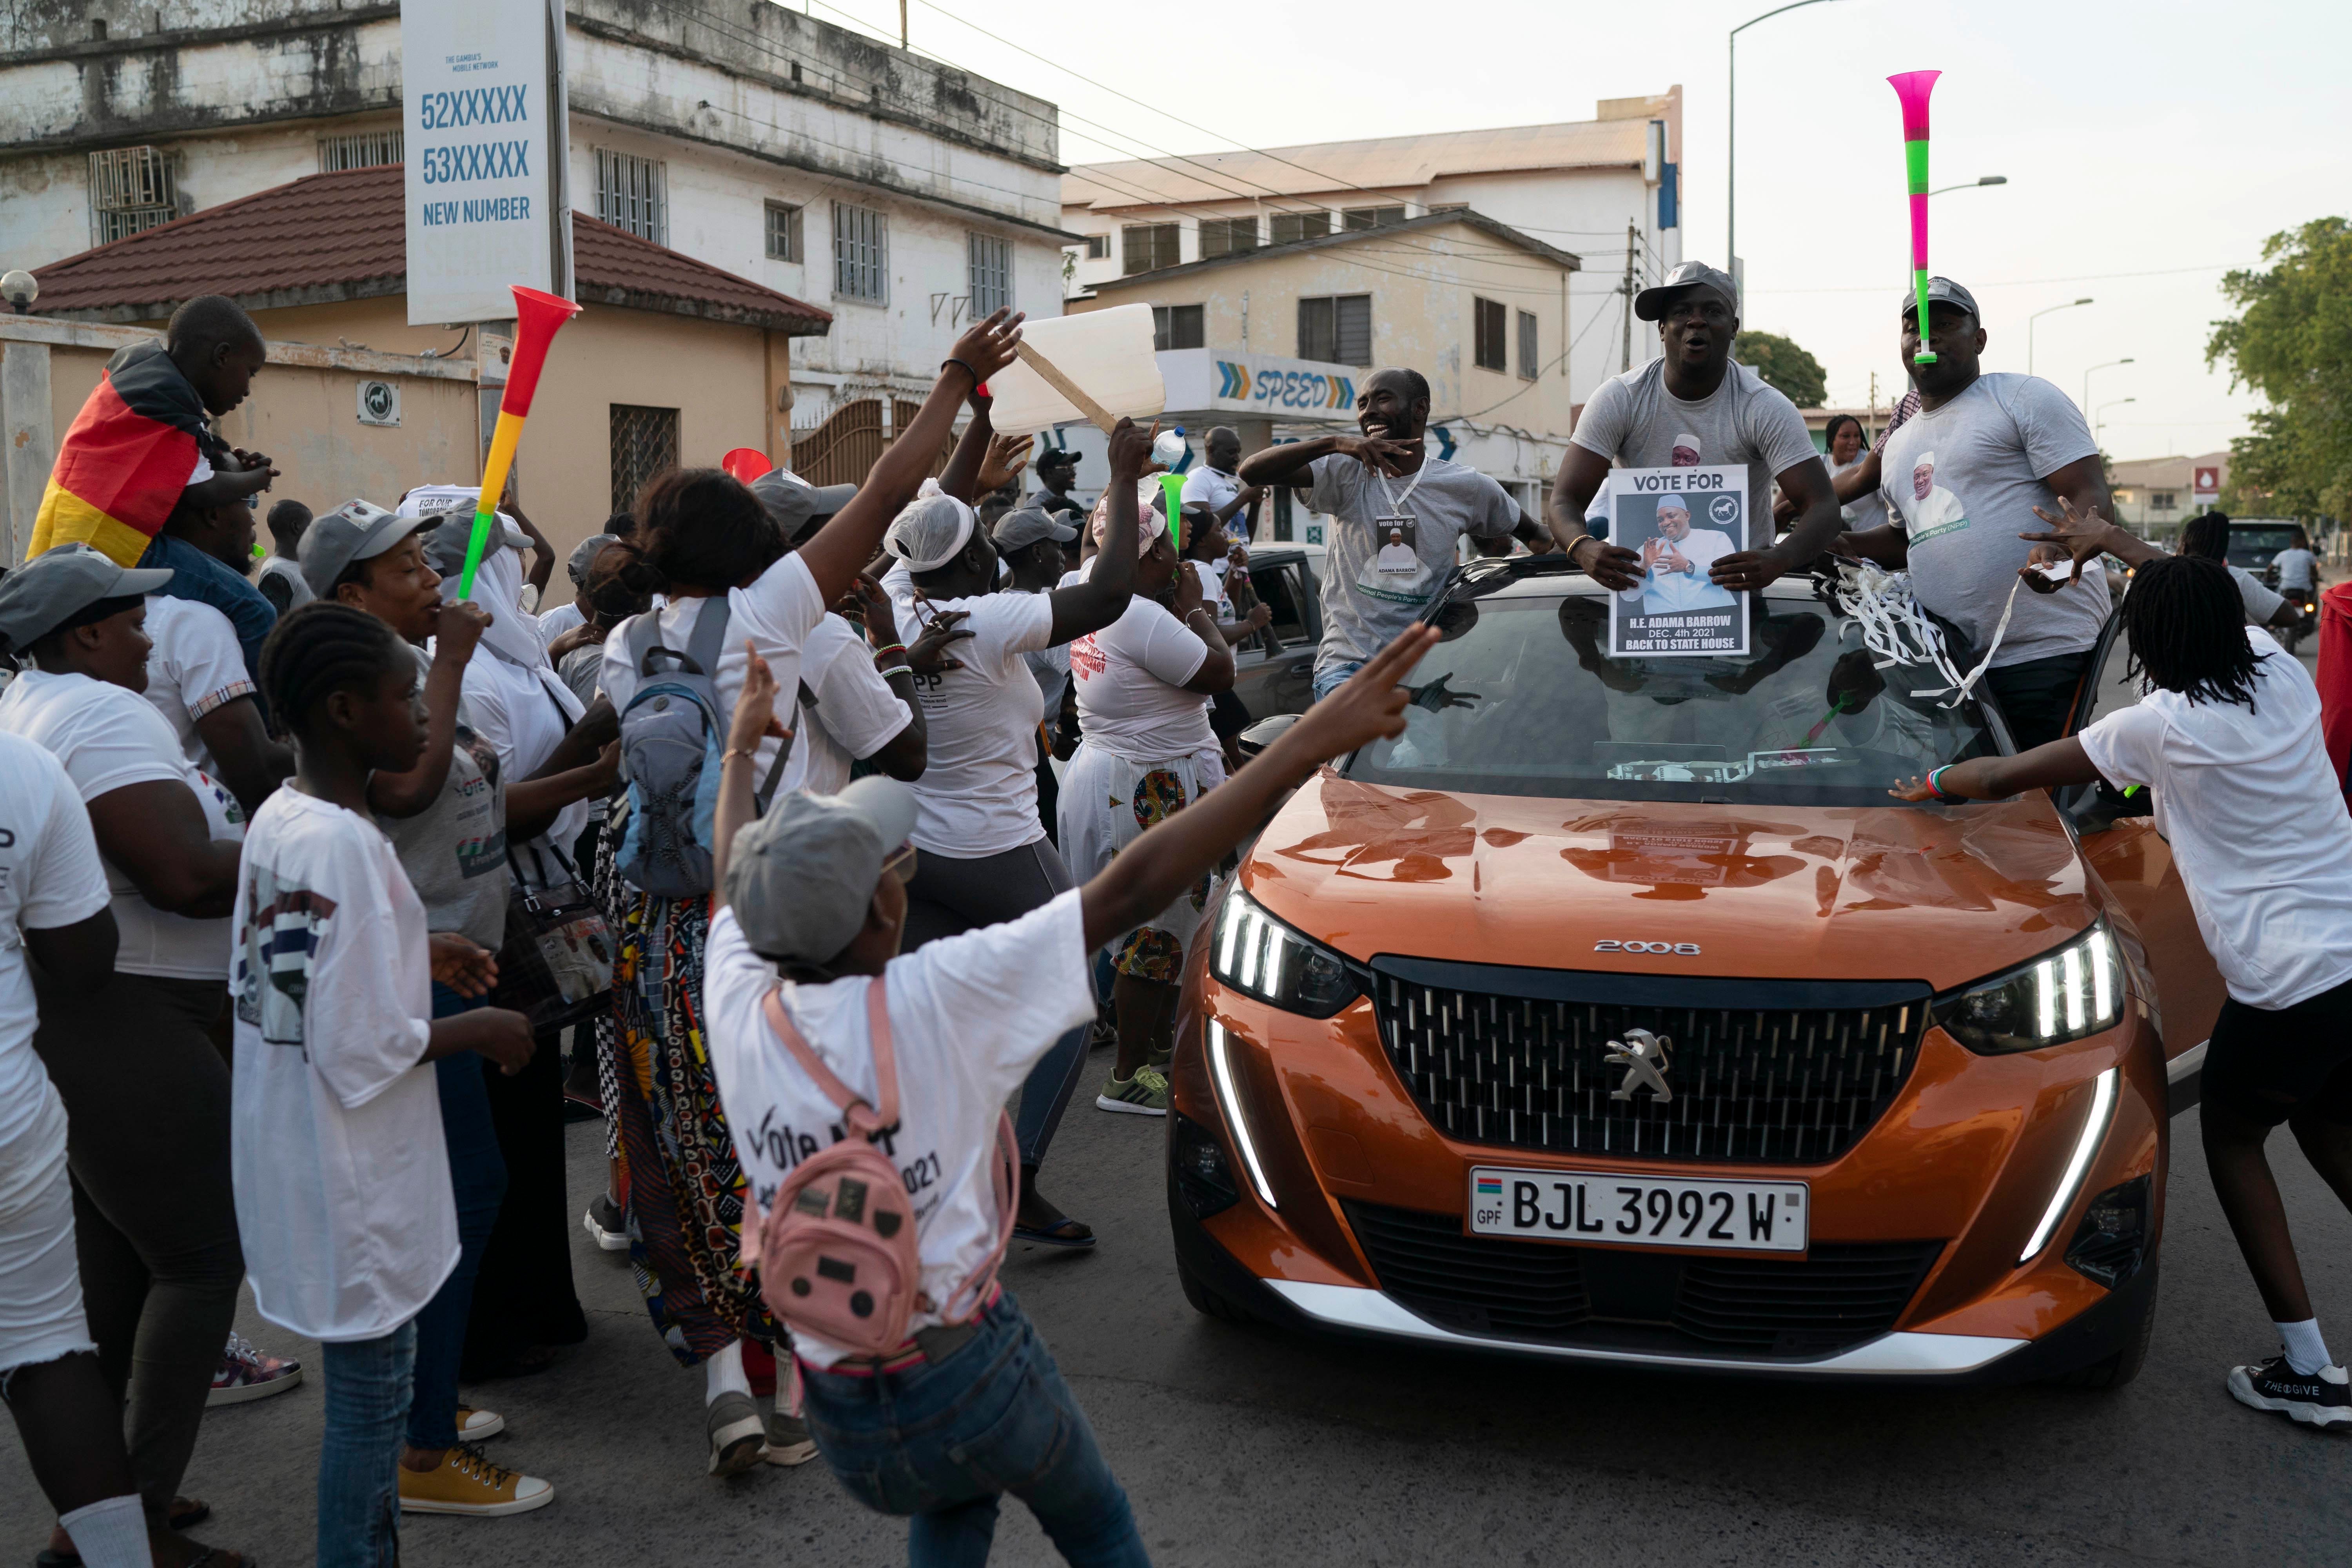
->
<box><xmin>87</xmin><ymin>147</ymin><xmax>178</xmax><ymax>246</ymax></box>
<box><xmin>1085</xmin><ymin>234</ymin><xmax>1111</xmax><ymax>259</ymax></box>
<box><xmin>1517</xmin><ymin>309</ymin><xmax>1539</xmax><ymax>380</ymax></box>
<box><xmin>1473</xmin><ymin>296</ymin><xmax>1508</xmax><ymax>373</ymax></box>
<box><xmin>1341</xmin><ymin>205</ymin><xmax>1407</xmax><ymax>231</ymax></box>
<box><xmin>1298</xmin><ymin>295</ymin><xmax>1372</xmax><ymax>366</ymax></box>
<box><xmin>318</xmin><ymin>130</ymin><xmax>403</xmax><ymax>172</ymax></box>
<box><xmin>1270</xmin><ymin>211</ymin><xmax>1329</xmax><ymax>245</ymax></box>
<box><xmin>833</xmin><ymin>201</ymin><xmax>889</xmax><ymax>303</ymax></box>
<box><xmin>1200</xmin><ymin>217</ymin><xmax>1259</xmax><ymax>259</ymax></box>
<box><xmin>968</xmin><ymin>232</ymin><xmax>1012</xmax><ymax>316</ymax></box>
<box><xmin>610</xmin><ymin>404</ymin><xmax>680</xmax><ymax>514</ymax></box>
<box><xmin>595</xmin><ymin>148</ymin><xmax>667</xmax><ymax>245</ymax></box>
<box><xmin>765</xmin><ymin>201</ymin><xmax>802</xmax><ymax>261</ymax></box>
<box><xmin>2154</xmin><ymin>491</ymin><xmax>2177</xmax><ymax>511</ymax></box>
<box><xmin>1122</xmin><ymin>223</ymin><xmax>1180</xmax><ymax>276</ymax></box>
<box><xmin>1152</xmin><ymin>305</ymin><xmax>1205</xmax><ymax>352</ymax></box>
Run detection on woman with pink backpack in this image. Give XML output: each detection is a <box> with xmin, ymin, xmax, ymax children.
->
<box><xmin>697</xmin><ymin>553</ymin><xmax>1439</xmax><ymax>1563</ymax></box>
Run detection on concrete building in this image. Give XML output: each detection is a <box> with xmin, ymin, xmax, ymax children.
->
<box><xmin>2110</xmin><ymin>452</ymin><xmax>2228</xmax><ymax>539</ymax></box>
<box><xmin>0</xmin><ymin>0</ymin><xmax>1073</xmax><ymax>470</ymax></box>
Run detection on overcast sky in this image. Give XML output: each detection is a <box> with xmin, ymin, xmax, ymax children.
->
<box><xmin>802</xmin><ymin>0</ymin><xmax>2344</xmax><ymax>462</ymax></box>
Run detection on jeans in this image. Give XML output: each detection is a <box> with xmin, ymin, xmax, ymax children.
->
<box><xmin>1311</xmin><ymin>658</ymin><xmax>1365</xmax><ymax>702</ymax></box>
<box><xmin>319</xmin><ymin>1321</ymin><xmax>416</xmax><ymax>1568</ymax></box>
<box><xmin>405</xmin><ymin>986</ymin><xmax>506</xmax><ymax>1451</ymax></box>
<box><xmin>799</xmin><ymin>1294</ymin><xmax>1149</xmax><ymax>1568</ymax></box>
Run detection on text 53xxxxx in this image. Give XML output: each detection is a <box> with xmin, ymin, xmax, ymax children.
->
<box><xmin>1466</xmin><ymin>1167</ymin><xmax>1808</xmax><ymax>1253</ymax></box>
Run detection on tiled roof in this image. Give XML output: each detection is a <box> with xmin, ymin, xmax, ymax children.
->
<box><xmin>31</xmin><ymin>165</ymin><xmax>831</xmax><ymax>336</ymax></box>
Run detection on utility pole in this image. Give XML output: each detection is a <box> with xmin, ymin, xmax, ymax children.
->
<box><xmin>1867</xmin><ymin>369</ymin><xmax>1879</xmax><ymax>441</ymax></box>
<box><xmin>898</xmin><ymin>0</ymin><xmax>908</xmax><ymax>46</ymax></box>
<box><xmin>1621</xmin><ymin>220</ymin><xmax>1637</xmax><ymax>373</ymax></box>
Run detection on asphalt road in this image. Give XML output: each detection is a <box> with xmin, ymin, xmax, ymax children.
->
<box><xmin>7</xmin><ymin>641</ymin><xmax>2345</xmax><ymax>1568</ymax></box>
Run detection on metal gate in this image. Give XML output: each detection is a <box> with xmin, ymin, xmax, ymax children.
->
<box><xmin>793</xmin><ymin>398</ymin><xmax>959</xmax><ymax>488</ymax></box>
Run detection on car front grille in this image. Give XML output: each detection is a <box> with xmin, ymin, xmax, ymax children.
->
<box><xmin>1370</xmin><ymin>958</ymin><xmax>1929</xmax><ymax>1164</ymax></box>
<box><xmin>1344</xmin><ymin>1201</ymin><xmax>1943</xmax><ymax>1357</ymax></box>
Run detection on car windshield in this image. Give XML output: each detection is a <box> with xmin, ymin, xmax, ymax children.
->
<box><xmin>1345</xmin><ymin>576</ymin><xmax>2003</xmax><ymax>807</ymax></box>
<box><xmin>2226</xmin><ymin>526</ymin><xmax>2298</xmax><ymax>568</ymax></box>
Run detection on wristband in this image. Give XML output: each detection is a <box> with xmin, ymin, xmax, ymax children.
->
<box><xmin>940</xmin><ymin>356</ymin><xmax>978</xmax><ymax>387</ymax></box>
<box><xmin>870</xmin><ymin>642</ymin><xmax>906</xmax><ymax>661</ymax></box>
<box><xmin>1926</xmin><ymin>764</ymin><xmax>1964</xmax><ymax>804</ymax></box>
<box><xmin>722</xmin><ymin>745</ymin><xmax>761</xmax><ymax>765</ymax></box>
<box><xmin>875</xmin><ymin>663</ymin><xmax>912</xmax><ymax>681</ymax></box>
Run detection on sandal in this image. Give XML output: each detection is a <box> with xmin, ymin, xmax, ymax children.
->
<box><xmin>1014</xmin><ymin>1216</ymin><xmax>1096</xmax><ymax>1249</ymax></box>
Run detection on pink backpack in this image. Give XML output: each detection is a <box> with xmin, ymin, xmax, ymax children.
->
<box><xmin>742</xmin><ymin>978</ymin><xmax>1018</xmax><ymax>1358</ymax></box>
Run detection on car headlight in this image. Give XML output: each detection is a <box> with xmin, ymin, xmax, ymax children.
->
<box><xmin>1209</xmin><ymin>887</ymin><xmax>1361</xmax><ymax>1018</ymax></box>
<box><xmin>1933</xmin><ymin>922</ymin><xmax>2123</xmax><ymax>1055</ymax></box>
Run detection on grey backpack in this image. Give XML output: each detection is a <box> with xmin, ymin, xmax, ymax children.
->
<box><xmin>611</xmin><ymin>598</ymin><xmax>790</xmax><ymax>898</ymax></box>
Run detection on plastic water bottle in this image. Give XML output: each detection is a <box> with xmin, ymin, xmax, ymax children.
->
<box><xmin>1151</xmin><ymin>425</ymin><xmax>1188</xmax><ymax>470</ymax></box>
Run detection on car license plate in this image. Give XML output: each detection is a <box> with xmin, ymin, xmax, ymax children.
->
<box><xmin>1467</xmin><ymin>1167</ymin><xmax>1808</xmax><ymax>1252</ymax></box>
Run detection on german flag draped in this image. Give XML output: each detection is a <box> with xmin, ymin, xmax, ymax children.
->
<box><xmin>30</xmin><ymin>341</ymin><xmax>226</xmax><ymax>566</ymax></box>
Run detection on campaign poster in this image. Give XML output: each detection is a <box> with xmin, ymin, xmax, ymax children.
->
<box><xmin>1606</xmin><ymin>465</ymin><xmax>1750</xmax><ymax>658</ymax></box>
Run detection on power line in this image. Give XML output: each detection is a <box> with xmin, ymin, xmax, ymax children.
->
<box><xmin>1748</xmin><ymin>262</ymin><xmax>2235</xmax><ymax>296</ymax></box>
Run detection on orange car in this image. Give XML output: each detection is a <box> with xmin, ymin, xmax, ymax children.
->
<box><xmin>1167</xmin><ymin>558</ymin><xmax>2220</xmax><ymax>1385</ymax></box>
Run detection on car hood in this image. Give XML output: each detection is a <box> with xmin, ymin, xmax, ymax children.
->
<box><xmin>1241</xmin><ymin>773</ymin><xmax>2098</xmax><ymax>994</ymax></box>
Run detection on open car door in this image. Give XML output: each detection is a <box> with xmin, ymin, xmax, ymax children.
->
<box><xmin>2060</xmin><ymin>601</ymin><xmax>2225</xmax><ymax>1114</ymax></box>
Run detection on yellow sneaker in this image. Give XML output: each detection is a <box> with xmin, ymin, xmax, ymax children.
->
<box><xmin>397</xmin><ymin>1444</ymin><xmax>555</xmax><ymax>1516</ymax></box>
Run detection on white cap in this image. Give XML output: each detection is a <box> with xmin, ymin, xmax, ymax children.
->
<box><xmin>881</xmin><ymin>481</ymin><xmax>978</xmax><ymax>572</ymax></box>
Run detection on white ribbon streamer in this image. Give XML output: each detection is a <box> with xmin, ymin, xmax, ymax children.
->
<box><xmin>1828</xmin><ymin>559</ymin><xmax>2021</xmax><ymax>709</ymax></box>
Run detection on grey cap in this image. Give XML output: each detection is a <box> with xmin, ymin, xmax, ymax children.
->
<box><xmin>0</xmin><ymin>544</ymin><xmax>172</xmax><ymax>653</ymax></box>
<box><xmin>725</xmin><ymin>776</ymin><xmax>919</xmax><ymax>964</ymax></box>
<box><xmin>1634</xmin><ymin>260</ymin><xmax>1739</xmax><ymax>322</ymax></box>
<box><xmin>298</xmin><ymin>499</ymin><xmax>427</xmax><ymax>597</ymax></box>
<box><xmin>751</xmin><ymin>469</ymin><xmax>859</xmax><ymax>535</ymax></box>
<box><xmin>567</xmin><ymin>533</ymin><xmax>619</xmax><ymax>586</ymax></box>
<box><xmin>991</xmin><ymin>505</ymin><xmax>1078</xmax><ymax>554</ymax></box>
<box><xmin>419</xmin><ymin>512</ymin><xmax>532</xmax><ymax>579</ymax></box>
<box><xmin>1900</xmin><ymin>275</ymin><xmax>1982</xmax><ymax>322</ymax></box>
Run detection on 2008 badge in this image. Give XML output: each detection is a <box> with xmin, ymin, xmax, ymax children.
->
<box><xmin>1594</xmin><ymin>940</ymin><xmax>1701</xmax><ymax>955</ymax></box>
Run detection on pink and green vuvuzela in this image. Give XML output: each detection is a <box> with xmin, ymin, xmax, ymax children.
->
<box><xmin>1888</xmin><ymin>69</ymin><xmax>1940</xmax><ymax>366</ymax></box>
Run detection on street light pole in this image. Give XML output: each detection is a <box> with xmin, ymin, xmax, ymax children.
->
<box><xmin>1728</xmin><ymin>0</ymin><xmax>1847</xmax><ymax>306</ymax></box>
<box><xmin>2095</xmin><ymin>397</ymin><xmax>2136</xmax><ymax>444</ymax></box>
<box><xmin>2028</xmin><ymin>298</ymin><xmax>2093</xmax><ymax>377</ymax></box>
<box><xmin>2084</xmin><ymin>357</ymin><xmax>2134</xmax><ymax>415</ymax></box>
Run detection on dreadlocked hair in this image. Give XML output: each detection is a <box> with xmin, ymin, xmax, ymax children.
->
<box><xmin>2122</xmin><ymin>554</ymin><xmax>2267</xmax><ymax>712</ymax></box>
<box><xmin>260</xmin><ymin>602</ymin><xmax>410</xmax><ymax>737</ymax></box>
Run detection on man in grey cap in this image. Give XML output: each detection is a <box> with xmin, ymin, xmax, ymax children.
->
<box><xmin>534</xmin><ymin>533</ymin><xmax>619</xmax><ymax>649</ymax></box>
<box><xmin>0</xmin><ymin>543</ymin><xmax>174</xmax><ymax>659</ymax></box>
<box><xmin>1834</xmin><ymin>277</ymin><xmax>2116</xmax><ymax>748</ymax></box>
<box><xmin>751</xmin><ymin>469</ymin><xmax>859</xmax><ymax>548</ymax></box>
<box><xmin>1547</xmin><ymin>258</ymin><xmax>1841</xmax><ymax>597</ymax></box>
<box><xmin>298</xmin><ymin>498</ymin><xmax>432</xmax><ymax>600</ymax></box>
<box><xmin>992</xmin><ymin>505</ymin><xmax>1079</xmax><ymax>593</ymax></box>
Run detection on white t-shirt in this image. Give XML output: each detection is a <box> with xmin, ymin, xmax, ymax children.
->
<box><xmin>601</xmin><ymin>552</ymin><xmax>829</xmax><ymax>788</ymax></box>
<box><xmin>0</xmin><ymin>736</ymin><xmax>110</xmax><ymax>1171</ymax></box>
<box><xmin>0</xmin><ymin>670</ymin><xmax>244</xmax><ymax>980</ymax></box>
<box><xmin>2227</xmin><ymin>564</ymin><xmax>2284</xmax><ymax>627</ymax></box>
<box><xmin>141</xmin><ymin>595</ymin><xmax>255</xmax><ymax>779</ymax></box>
<box><xmin>1181</xmin><ymin>466</ymin><xmax>1243</xmax><ymax>545</ymax></box>
<box><xmin>2275</xmin><ymin>547</ymin><xmax>2318</xmax><ymax>593</ymax></box>
<box><xmin>704</xmin><ymin>890</ymin><xmax>1095</xmax><ymax>1368</ymax></box>
<box><xmin>458</xmin><ymin>650</ymin><xmax>590</xmax><ymax>882</ymax></box>
<box><xmin>536</xmin><ymin>600</ymin><xmax>586</xmax><ymax>648</ymax></box>
<box><xmin>1829</xmin><ymin>452</ymin><xmax>1888</xmax><ymax>532</ymax></box>
<box><xmin>784</xmin><ymin>613</ymin><xmax>912</xmax><ymax>799</ymax></box>
<box><xmin>1068</xmin><ymin>592</ymin><xmax>1214</xmax><ymax>763</ymax></box>
<box><xmin>2077</xmin><ymin>628</ymin><xmax>2352</xmax><ymax>1012</ymax></box>
<box><xmin>886</xmin><ymin>581</ymin><xmax>1055</xmax><ymax>857</ymax></box>
<box><xmin>230</xmin><ymin>788</ymin><xmax>457</xmax><ymax>1343</ymax></box>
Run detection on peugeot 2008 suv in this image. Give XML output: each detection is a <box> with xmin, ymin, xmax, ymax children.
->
<box><xmin>1167</xmin><ymin>557</ymin><xmax>2220</xmax><ymax>1386</ymax></box>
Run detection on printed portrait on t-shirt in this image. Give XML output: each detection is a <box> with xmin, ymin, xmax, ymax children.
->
<box><xmin>1900</xmin><ymin>449</ymin><xmax>1970</xmax><ymax>547</ymax></box>
<box><xmin>235</xmin><ymin>863</ymin><xmax>338</xmax><ymax>1051</ymax></box>
<box><xmin>1670</xmin><ymin>432</ymin><xmax>1703</xmax><ymax>467</ymax></box>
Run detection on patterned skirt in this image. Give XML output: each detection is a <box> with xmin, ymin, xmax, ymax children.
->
<box><xmin>1056</xmin><ymin>740</ymin><xmax>1223</xmax><ymax>982</ymax></box>
<box><xmin>594</xmin><ymin>833</ymin><xmax>776</xmax><ymax>1364</ymax></box>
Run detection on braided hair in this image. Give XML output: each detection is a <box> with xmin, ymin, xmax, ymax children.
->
<box><xmin>2122</xmin><ymin>554</ymin><xmax>2266</xmax><ymax>712</ymax></box>
<box><xmin>260</xmin><ymin>601</ymin><xmax>410</xmax><ymax>737</ymax></box>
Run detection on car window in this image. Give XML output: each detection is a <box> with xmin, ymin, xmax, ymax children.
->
<box><xmin>1345</xmin><ymin>583</ymin><xmax>2002</xmax><ymax>806</ymax></box>
<box><xmin>1251</xmin><ymin>562</ymin><xmax>1310</xmax><ymax>646</ymax></box>
<box><xmin>2227</xmin><ymin>526</ymin><xmax>2298</xmax><ymax>569</ymax></box>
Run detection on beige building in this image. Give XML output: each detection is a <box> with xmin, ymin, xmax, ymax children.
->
<box><xmin>2110</xmin><ymin>452</ymin><xmax>2229</xmax><ymax>539</ymax></box>
<box><xmin>8</xmin><ymin>164</ymin><xmax>831</xmax><ymax>567</ymax></box>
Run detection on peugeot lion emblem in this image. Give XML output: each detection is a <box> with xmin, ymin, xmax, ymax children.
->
<box><xmin>1605</xmin><ymin>1028</ymin><xmax>1674</xmax><ymax>1103</ymax></box>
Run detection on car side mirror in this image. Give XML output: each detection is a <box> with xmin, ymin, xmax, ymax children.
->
<box><xmin>1236</xmin><ymin>712</ymin><xmax>1300</xmax><ymax>760</ymax></box>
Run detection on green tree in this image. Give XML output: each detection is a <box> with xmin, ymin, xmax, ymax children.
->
<box><xmin>2206</xmin><ymin>216</ymin><xmax>2352</xmax><ymax>519</ymax></box>
<box><xmin>1732</xmin><ymin>330</ymin><xmax>1828</xmax><ymax>408</ymax></box>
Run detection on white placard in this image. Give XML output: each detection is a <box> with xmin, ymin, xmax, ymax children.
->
<box><xmin>983</xmin><ymin>303</ymin><xmax>1165</xmax><ymax>432</ymax></box>
<box><xmin>402</xmin><ymin>0</ymin><xmax>570</xmax><ymax>325</ymax></box>
<box><xmin>1607</xmin><ymin>465</ymin><xmax>1751</xmax><ymax>658</ymax></box>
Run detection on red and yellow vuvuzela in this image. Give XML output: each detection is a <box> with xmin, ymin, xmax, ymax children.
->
<box><xmin>461</xmin><ymin>285</ymin><xmax>581</xmax><ymax>599</ymax></box>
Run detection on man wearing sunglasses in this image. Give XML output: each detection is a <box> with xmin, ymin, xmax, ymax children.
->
<box><xmin>1545</xmin><ymin>260</ymin><xmax>1842</xmax><ymax>600</ymax></box>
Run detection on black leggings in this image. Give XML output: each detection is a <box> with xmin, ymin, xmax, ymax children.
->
<box><xmin>31</xmin><ymin>969</ymin><xmax>244</xmax><ymax>1517</ymax></box>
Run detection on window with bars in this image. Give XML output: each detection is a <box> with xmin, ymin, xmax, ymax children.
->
<box><xmin>1084</xmin><ymin>234</ymin><xmax>1111</xmax><ymax>259</ymax></box>
<box><xmin>1200</xmin><ymin>216</ymin><xmax>1259</xmax><ymax>259</ymax></box>
<box><xmin>967</xmin><ymin>232</ymin><xmax>1012</xmax><ymax>316</ymax></box>
<box><xmin>1341</xmin><ymin>205</ymin><xmax>1407</xmax><ymax>231</ymax></box>
<box><xmin>318</xmin><ymin>130</ymin><xmax>403</xmax><ymax>172</ymax></box>
<box><xmin>1298</xmin><ymin>294</ymin><xmax>1372</xmax><ymax>366</ymax></box>
<box><xmin>1517</xmin><ymin>309</ymin><xmax>1539</xmax><ymax>380</ymax></box>
<box><xmin>610</xmin><ymin>405</ymin><xmax>680</xmax><ymax>514</ymax></box>
<box><xmin>1472</xmin><ymin>296</ymin><xmax>1508</xmax><ymax>373</ymax></box>
<box><xmin>1121</xmin><ymin>223</ymin><xmax>1180</xmax><ymax>276</ymax></box>
<box><xmin>595</xmin><ymin>148</ymin><xmax>667</xmax><ymax>245</ymax></box>
<box><xmin>765</xmin><ymin>201</ymin><xmax>802</xmax><ymax>261</ymax></box>
<box><xmin>833</xmin><ymin>201</ymin><xmax>889</xmax><ymax>302</ymax></box>
<box><xmin>1152</xmin><ymin>305</ymin><xmax>1205</xmax><ymax>352</ymax></box>
<box><xmin>87</xmin><ymin>147</ymin><xmax>178</xmax><ymax>246</ymax></box>
<box><xmin>1270</xmin><ymin>211</ymin><xmax>1329</xmax><ymax>245</ymax></box>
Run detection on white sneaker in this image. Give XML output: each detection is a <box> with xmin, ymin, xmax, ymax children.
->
<box><xmin>2228</xmin><ymin>1354</ymin><xmax>2352</xmax><ymax>1428</ymax></box>
<box><xmin>583</xmin><ymin>1194</ymin><xmax>629</xmax><ymax>1252</ymax></box>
